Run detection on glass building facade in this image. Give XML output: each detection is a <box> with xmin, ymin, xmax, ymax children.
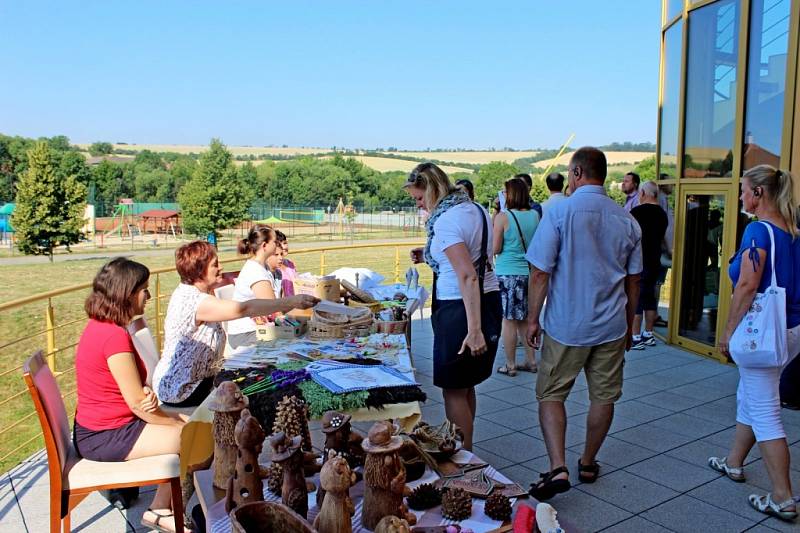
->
<box><xmin>657</xmin><ymin>0</ymin><xmax>799</xmax><ymax>360</ymax></box>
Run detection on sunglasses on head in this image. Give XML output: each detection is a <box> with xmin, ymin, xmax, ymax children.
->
<box><xmin>407</xmin><ymin>162</ymin><xmax>434</xmax><ymax>183</ymax></box>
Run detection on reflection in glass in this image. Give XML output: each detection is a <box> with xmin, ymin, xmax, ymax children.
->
<box><xmin>743</xmin><ymin>0</ymin><xmax>790</xmax><ymax>170</ymax></box>
<box><xmin>665</xmin><ymin>0</ymin><xmax>683</xmax><ymax>23</ymax></box>
<box><xmin>682</xmin><ymin>0</ymin><xmax>739</xmax><ymax>178</ymax></box>
<box><xmin>659</xmin><ymin>21</ymin><xmax>682</xmax><ymax>179</ymax></box>
<box><xmin>679</xmin><ymin>194</ymin><xmax>726</xmax><ymax>346</ymax></box>
<box><xmin>655</xmin><ymin>184</ymin><xmax>676</xmax><ymax>338</ymax></box>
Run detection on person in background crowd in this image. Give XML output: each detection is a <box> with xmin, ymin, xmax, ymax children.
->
<box><xmin>493</xmin><ymin>177</ymin><xmax>539</xmax><ymax>376</ymax></box>
<box><xmin>405</xmin><ymin>162</ymin><xmax>502</xmax><ymax>451</ymax></box>
<box><xmin>227</xmin><ymin>225</ymin><xmax>281</xmax><ymax>349</ymax></box>
<box><xmin>622</xmin><ymin>172</ymin><xmax>641</xmax><ymax>212</ymax></box>
<box><xmin>526</xmin><ymin>147</ymin><xmax>642</xmax><ymax>500</ymax></box>
<box><xmin>515</xmin><ymin>173</ymin><xmax>544</xmax><ymax>219</ymax></box>
<box><xmin>713</xmin><ymin>165</ymin><xmax>799</xmax><ymax>521</ymax></box>
<box><xmin>154</xmin><ymin>241</ymin><xmax>318</xmax><ymax>406</ymax></box>
<box><xmin>73</xmin><ymin>258</ymin><xmax>185</xmax><ymax>533</ymax></box>
<box><xmin>267</xmin><ymin>236</ymin><xmax>284</xmax><ymax>298</ymax></box>
<box><xmin>630</xmin><ymin>182</ymin><xmax>668</xmax><ymax>349</ymax></box>
<box><xmin>653</xmin><ymin>181</ymin><xmax>674</xmax><ymax>328</ymax></box>
<box><xmin>455</xmin><ymin>178</ymin><xmax>475</xmax><ymax>201</ymax></box>
<box><xmin>277</xmin><ymin>231</ymin><xmax>297</xmax><ymax>296</ymax></box>
<box><xmin>541</xmin><ymin>172</ymin><xmax>567</xmax><ymax>217</ymax></box>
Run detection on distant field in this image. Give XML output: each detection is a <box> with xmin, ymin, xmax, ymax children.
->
<box><xmin>532</xmin><ymin>151</ymin><xmax>655</xmax><ymax>168</ymax></box>
<box><xmin>75</xmin><ymin>143</ymin><xmax>331</xmax><ymax>157</ymax></box>
<box><xmin>381</xmin><ymin>151</ymin><xmax>540</xmax><ymax>165</ymax></box>
<box><xmin>319</xmin><ymin>155</ymin><xmax>474</xmax><ymax>174</ymax></box>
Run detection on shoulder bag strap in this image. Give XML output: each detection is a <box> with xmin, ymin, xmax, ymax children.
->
<box><xmin>473</xmin><ymin>202</ymin><xmax>488</xmax><ymax>298</ymax></box>
<box><xmin>760</xmin><ymin>221</ymin><xmax>778</xmax><ymax>287</ymax></box>
<box><xmin>507</xmin><ymin>209</ymin><xmax>533</xmax><ymax>273</ymax></box>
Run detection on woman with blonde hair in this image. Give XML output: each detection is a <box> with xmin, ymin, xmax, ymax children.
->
<box><xmin>405</xmin><ymin>162</ymin><xmax>502</xmax><ymax>450</ymax></box>
<box><xmin>712</xmin><ymin>165</ymin><xmax>800</xmax><ymax>521</ymax></box>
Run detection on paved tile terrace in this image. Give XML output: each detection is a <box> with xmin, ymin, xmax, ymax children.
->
<box><xmin>2</xmin><ymin>315</ymin><xmax>800</xmax><ymax>532</ymax></box>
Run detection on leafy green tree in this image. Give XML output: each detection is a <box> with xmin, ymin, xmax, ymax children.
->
<box><xmin>168</xmin><ymin>156</ymin><xmax>197</xmax><ymax>198</ymax></box>
<box><xmin>88</xmin><ymin>142</ymin><xmax>114</xmax><ymax>156</ymax></box>
<box><xmin>633</xmin><ymin>156</ymin><xmax>657</xmax><ymax>182</ymax></box>
<box><xmin>90</xmin><ymin>160</ymin><xmax>129</xmax><ymax>212</ymax></box>
<box><xmin>12</xmin><ymin>142</ymin><xmax>87</xmax><ymax>260</ymax></box>
<box><xmin>474</xmin><ymin>161</ymin><xmax>520</xmax><ymax>205</ymax></box>
<box><xmin>58</xmin><ymin>150</ymin><xmax>92</xmax><ymax>187</ymax></box>
<box><xmin>132</xmin><ymin>150</ymin><xmax>165</xmax><ymax>170</ymax></box>
<box><xmin>46</xmin><ymin>135</ymin><xmax>72</xmax><ymax>152</ymax></box>
<box><xmin>237</xmin><ymin>162</ymin><xmax>258</xmax><ymax>192</ymax></box>
<box><xmin>135</xmin><ymin>168</ymin><xmax>175</xmax><ymax>202</ymax></box>
<box><xmin>178</xmin><ymin>139</ymin><xmax>253</xmax><ymax>239</ymax></box>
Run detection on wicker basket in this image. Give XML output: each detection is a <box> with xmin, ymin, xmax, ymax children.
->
<box><xmin>348</xmin><ymin>300</ymin><xmax>382</xmax><ymax>313</ymax></box>
<box><xmin>376</xmin><ymin>319</ymin><xmax>408</xmax><ymax>334</ymax></box>
<box><xmin>340</xmin><ymin>279</ymin><xmax>377</xmax><ymax>303</ymax></box>
<box><xmin>309</xmin><ymin>307</ymin><xmax>373</xmax><ymax>339</ymax></box>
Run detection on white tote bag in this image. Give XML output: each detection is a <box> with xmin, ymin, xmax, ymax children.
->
<box><xmin>729</xmin><ymin>222</ymin><xmax>789</xmax><ymax>369</ymax></box>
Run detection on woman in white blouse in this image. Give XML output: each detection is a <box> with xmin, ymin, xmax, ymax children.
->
<box><xmin>227</xmin><ymin>225</ymin><xmax>282</xmax><ymax>348</ymax></box>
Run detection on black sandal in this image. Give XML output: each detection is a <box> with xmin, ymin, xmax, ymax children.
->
<box><xmin>578</xmin><ymin>459</ymin><xmax>600</xmax><ymax>483</ymax></box>
<box><xmin>529</xmin><ymin>466</ymin><xmax>570</xmax><ymax>500</ymax></box>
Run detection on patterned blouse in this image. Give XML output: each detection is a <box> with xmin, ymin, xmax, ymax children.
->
<box><xmin>153</xmin><ymin>283</ymin><xmax>224</xmax><ymax>403</ymax></box>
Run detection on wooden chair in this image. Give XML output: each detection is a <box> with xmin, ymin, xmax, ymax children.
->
<box><xmin>126</xmin><ymin>317</ymin><xmax>160</xmax><ymax>387</ymax></box>
<box><xmin>22</xmin><ymin>351</ymin><xmax>184</xmax><ymax>533</ymax></box>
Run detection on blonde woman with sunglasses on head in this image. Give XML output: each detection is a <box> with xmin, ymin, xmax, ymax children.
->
<box><xmin>712</xmin><ymin>165</ymin><xmax>800</xmax><ymax>522</ymax></box>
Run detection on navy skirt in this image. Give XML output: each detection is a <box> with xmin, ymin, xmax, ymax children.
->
<box><xmin>431</xmin><ymin>291</ymin><xmax>502</xmax><ymax>389</ymax></box>
<box><xmin>73</xmin><ymin>417</ymin><xmax>146</xmax><ymax>462</ymax></box>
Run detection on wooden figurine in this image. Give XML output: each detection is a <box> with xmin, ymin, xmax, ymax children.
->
<box><xmin>361</xmin><ymin>421</ymin><xmax>417</xmax><ymax>529</ymax></box>
<box><xmin>272</xmin><ymin>394</ymin><xmax>321</xmax><ymax>478</ymax></box>
<box><xmin>374</xmin><ymin>515</ymin><xmax>411</xmax><ymax>533</ymax></box>
<box><xmin>225</xmin><ymin>408</ymin><xmax>268</xmax><ymax>513</ymax></box>
<box><xmin>209</xmin><ymin>381</ymin><xmax>249</xmax><ymax>489</ymax></box>
<box><xmin>270</xmin><ymin>431</ymin><xmax>309</xmax><ymax>519</ymax></box>
<box><xmin>313</xmin><ymin>450</ymin><xmax>356</xmax><ymax>533</ymax></box>
<box><xmin>317</xmin><ymin>410</ymin><xmax>364</xmax><ymax>507</ymax></box>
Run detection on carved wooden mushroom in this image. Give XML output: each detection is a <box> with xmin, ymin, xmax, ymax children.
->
<box><xmin>361</xmin><ymin>421</ymin><xmax>417</xmax><ymax>530</ymax></box>
<box><xmin>209</xmin><ymin>381</ymin><xmax>249</xmax><ymax>489</ymax></box>
<box><xmin>225</xmin><ymin>409</ymin><xmax>268</xmax><ymax>514</ymax></box>
<box><xmin>270</xmin><ymin>431</ymin><xmax>309</xmax><ymax>519</ymax></box>
<box><xmin>313</xmin><ymin>450</ymin><xmax>356</xmax><ymax>533</ymax></box>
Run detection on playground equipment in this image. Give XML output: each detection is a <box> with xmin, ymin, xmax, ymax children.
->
<box><xmin>103</xmin><ymin>199</ymin><xmax>138</xmax><ymax>239</ymax></box>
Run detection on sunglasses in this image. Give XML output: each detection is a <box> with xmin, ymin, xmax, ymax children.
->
<box><xmin>407</xmin><ymin>162</ymin><xmax>435</xmax><ymax>183</ymax></box>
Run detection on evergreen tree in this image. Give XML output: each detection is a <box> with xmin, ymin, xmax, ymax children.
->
<box><xmin>12</xmin><ymin>142</ymin><xmax>87</xmax><ymax>260</ymax></box>
<box><xmin>178</xmin><ymin>139</ymin><xmax>253</xmax><ymax>239</ymax></box>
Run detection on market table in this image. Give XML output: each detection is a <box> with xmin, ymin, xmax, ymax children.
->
<box><xmin>179</xmin><ymin>331</ymin><xmax>422</xmax><ymax>480</ymax></box>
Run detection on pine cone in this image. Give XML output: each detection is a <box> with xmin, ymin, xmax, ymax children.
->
<box><xmin>484</xmin><ymin>491</ymin><xmax>512</xmax><ymax>521</ymax></box>
<box><xmin>441</xmin><ymin>487</ymin><xmax>472</xmax><ymax>521</ymax></box>
<box><xmin>266</xmin><ymin>463</ymin><xmax>283</xmax><ymax>494</ymax></box>
<box><xmin>406</xmin><ymin>483</ymin><xmax>442</xmax><ymax>510</ymax></box>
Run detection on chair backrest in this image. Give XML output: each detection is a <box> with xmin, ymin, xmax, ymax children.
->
<box><xmin>22</xmin><ymin>351</ymin><xmax>71</xmax><ymax>486</ymax></box>
<box><xmin>127</xmin><ymin>317</ymin><xmax>160</xmax><ymax>387</ymax></box>
<box><xmin>214</xmin><ymin>284</ymin><xmax>236</xmax><ymax>334</ymax></box>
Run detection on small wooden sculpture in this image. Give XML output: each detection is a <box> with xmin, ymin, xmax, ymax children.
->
<box><xmin>272</xmin><ymin>394</ymin><xmax>320</xmax><ymax>479</ymax></box>
<box><xmin>374</xmin><ymin>515</ymin><xmax>411</xmax><ymax>533</ymax></box>
<box><xmin>270</xmin><ymin>431</ymin><xmax>309</xmax><ymax>519</ymax></box>
<box><xmin>209</xmin><ymin>381</ymin><xmax>249</xmax><ymax>489</ymax></box>
<box><xmin>313</xmin><ymin>450</ymin><xmax>356</xmax><ymax>533</ymax></box>
<box><xmin>361</xmin><ymin>421</ymin><xmax>417</xmax><ymax>529</ymax></box>
<box><xmin>225</xmin><ymin>409</ymin><xmax>268</xmax><ymax>513</ymax></box>
<box><xmin>317</xmin><ymin>410</ymin><xmax>364</xmax><ymax>507</ymax></box>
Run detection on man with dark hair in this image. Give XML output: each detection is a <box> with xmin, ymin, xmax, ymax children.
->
<box><xmin>525</xmin><ymin>146</ymin><xmax>642</xmax><ymax>500</ymax></box>
<box><xmin>514</xmin><ymin>173</ymin><xmax>543</xmax><ymax>219</ymax></box>
<box><xmin>622</xmin><ymin>172</ymin><xmax>641</xmax><ymax>212</ymax></box>
<box><xmin>542</xmin><ymin>172</ymin><xmax>566</xmax><ymax>216</ymax></box>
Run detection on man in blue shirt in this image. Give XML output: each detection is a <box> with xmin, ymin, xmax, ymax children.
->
<box><xmin>525</xmin><ymin>147</ymin><xmax>642</xmax><ymax>500</ymax></box>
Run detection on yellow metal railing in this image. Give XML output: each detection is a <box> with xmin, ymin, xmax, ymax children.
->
<box><xmin>0</xmin><ymin>241</ymin><xmax>425</xmax><ymax>471</ymax></box>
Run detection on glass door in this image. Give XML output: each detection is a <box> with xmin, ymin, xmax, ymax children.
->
<box><xmin>671</xmin><ymin>184</ymin><xmax>741</xmax><ymax>360</ymax></box>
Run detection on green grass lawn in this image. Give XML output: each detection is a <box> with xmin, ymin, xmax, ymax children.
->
<box><xmin>0</xmin><ymin>241</ymin><xmax>427</xmax><ymax>472</ymax></box>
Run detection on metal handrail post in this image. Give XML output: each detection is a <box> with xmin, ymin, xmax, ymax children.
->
<box><xmin>45</xmin><ymin>298</ymin><xmax>56</xmax><ymax>371</ymax></box>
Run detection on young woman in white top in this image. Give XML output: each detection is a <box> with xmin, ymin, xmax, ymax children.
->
<box><xmin>154</xmin><ymin>240</ymin><xmax>318</xmax><ymax>407</ymax></box>
<box><xmin>227</xmin><ymin>225</ymin><xmax>281</xmax><ymax>349</ymax></box>
<box><xmin>404</xmin><ymin>162</ymin><xmax>502</xmax><ymax>451</ymax></box>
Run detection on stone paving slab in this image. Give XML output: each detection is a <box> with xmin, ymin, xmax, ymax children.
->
<box><xmin>3</xmin><ymin>318</ymin><xmax>799</xmax><ymax>532</ymax></box>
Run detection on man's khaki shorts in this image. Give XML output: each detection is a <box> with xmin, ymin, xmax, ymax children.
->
<box><xmin>535</xmin><ymin>333</ymin><xmax>626</xmax><ymax>404</ymax></box>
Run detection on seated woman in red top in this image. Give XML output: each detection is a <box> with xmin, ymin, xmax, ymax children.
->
<box><xmin>73</xmin><ymin>257</ymin><xmax>184</xmax><ymax>532</ymax></box>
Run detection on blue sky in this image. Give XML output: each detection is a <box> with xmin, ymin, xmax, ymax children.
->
<box><xmin>0</xmin><ymin>1</ymin><xmax>661</xmax><ymax>150</ymax></box>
